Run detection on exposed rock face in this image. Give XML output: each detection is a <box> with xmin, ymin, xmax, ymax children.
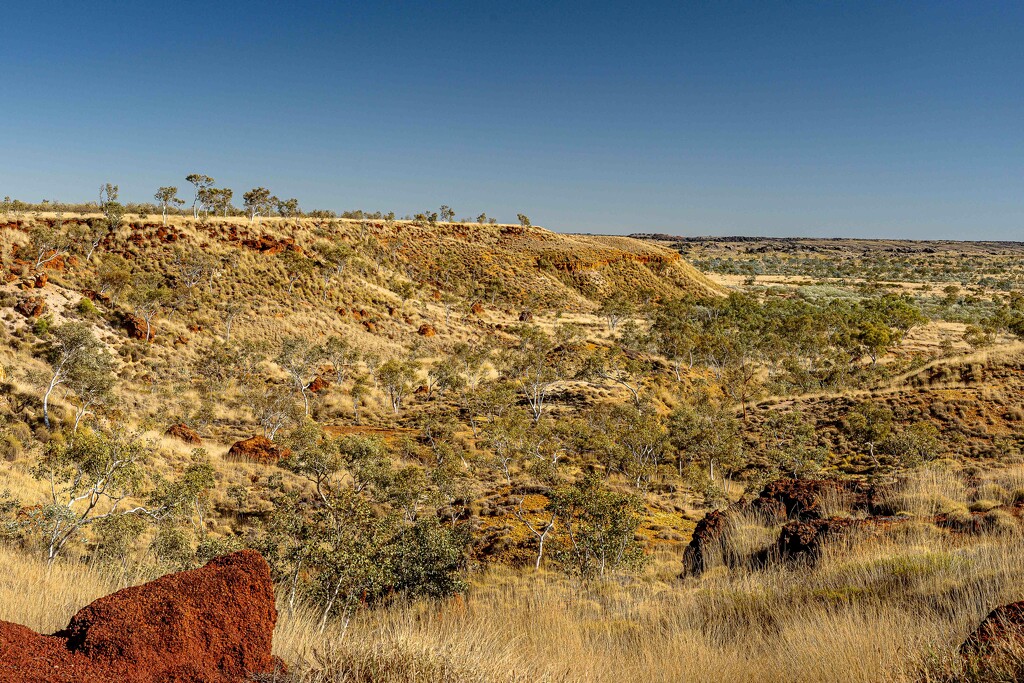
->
<box><xmin>14</xmin><ymin>296</ymin><xmax>46</xmax><ymax>318</ymax></box>
<box><xmin>961</xmin><ymin>601</ymin><xmax>1024</xmax><ymax>657</ymax></box>
<box><xmin>307</xmin><ymin>375</ymin><xmax>330</xmax><ymax>393</ymax></box>
<box><xmin>226</xmin><ymin>435</ymin><xmax>291</xmax><ymax>464</ymax></box>
<box><xmin>0</xmin><ymin>550</ymin><xmax>281</xmax><ymax>683</ymax></box>
<box><xmin>123</xmin><ymin>313</ymin><xmax>151</xmax><ymax>340</ymax></box>
<box><xmin>241</xmin><ymin>234</ymin><xmax>299</xmax><ymax>255</ymax></box>
<box><xmin>166</xmin><ymin>423</ymin><xmax>202</xmax><ymax>445</ymax></box>
<box><xmin>682</xmin><ymin>478</ymin><xmax>881</xmax><ymax>577</ymax></box>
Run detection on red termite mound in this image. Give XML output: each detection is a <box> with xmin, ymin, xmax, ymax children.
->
<box><xmin>0</xmin><ymin>550</ymin><xmax>281</xmax><ymax>683</ymax></box>
<box><xmin>226</xmin><ymin>435</ymin><xmax>292</xmax><ymax>464</ymax></box>
<box><xmin>961</xmin><ymin>601</ymin><xmax>1024</xmax><ymax>657</ymax></box>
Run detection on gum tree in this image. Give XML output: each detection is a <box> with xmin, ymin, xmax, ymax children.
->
<box><xmin>31</xmin><ymin>427</ymin><xmax>149</xmax><ymax>563</ymax></box>
<box><xmin>154</xmin><ymin>187</ymin><xmax>183</xmax><ymax>226</ymax></box>
<box><xmin>42</xmin><ymin>323</ymin><xmax>105</xmax><ymax>428</ymax></box>
<box><xmin>185</xmin><ymin>174</ymin><xmax>215</xmax><ymax>219</ymax></box>
<box><xmin>243</xmin><ymin>187</ymin><xmax>273</xmax><ymax>225</ymax></box>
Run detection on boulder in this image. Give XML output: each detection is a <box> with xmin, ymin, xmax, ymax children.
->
<box><xmin>307</xmin><ymin>375</ymin><xmax>330</xmax><ymax>393</ymax></box>
<box><xmin>33</xmin><ymin>273</ymin><xmax>48</xmax><ymax>288</ymax></box>
<box><xmin>166</xmin><ymin>423</ymin><xmax>202</xmax><ymax>445</ymax></box>
<box><xmin>123</xmin><ymin>314</ymin><xmax>151</xmax><ymax>341</ymax></box>
<box><xmin>15</xmin><ymin>296</ymin><xmax>46</xmax><ymax>319</ymax></box>
<box><xmin>418</xmin><ymin>323</ymin><xmax>436</xmax><ymax>337</ymax></box>
<box><xmin>226</xmin><ymin>435</ymin><xmax>291</xmax><ymax>465</ymax></box>
<box><xmin>0</xmin><ymin>550</ymin><xmax>281</xmax><ymax>683</ymax></box>
<box><xmin>471</xmin><ymin>302</ymin><xmax>485</xmax><ymax>316</ymax></box>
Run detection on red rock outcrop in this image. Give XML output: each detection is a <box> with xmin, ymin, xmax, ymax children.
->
<box><xmin>470</xmin><ymin>302</ymin><xmax>485</xmax><ymax>315</ymax></box>
<box><xmin>14</xmin><ymin>296</ymin><xmax>46</xmax><ymax>318</ymax></box>
<box><xmin>123</xmin><ymin>314</ymin><xmax>152</xmax><ymax>340</ymax></box>
<box><xmin>418</xmin><ymin>323</ymin><xmax>436</xmax><ymax>337</ymax></box>
<box><xmin>683</xmin><ymin>478</ymin><xmax>893</xmax><ymax>576</ymax></box>
<box><xmin>0</xmin><ymin>550</ymin><xmax>281</xmax><ymax>683</ymax></box>
<box><xmin>307</xmin><ymin>375</ymin><xmax>330</xmax><ymax>393</ymax></box>
<box><xmin>226</xmin><ymin>435</ymin><xmax>291</xmax><ymax>464</ymax></box>
<box><xmin>166</xmin><ymin>423</ymin><xmax>202</xmax><ymax>445</ymax></box>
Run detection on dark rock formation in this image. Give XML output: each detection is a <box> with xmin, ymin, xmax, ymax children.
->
<box><xmin>226</xmin><ymin>435</ymin><xmax>291</xmax><ymax>464</ymax></box>
<box><xmin>166</xmin><ymin>423</ymin><xmax>202</xmax><ymax>445</ymax></box>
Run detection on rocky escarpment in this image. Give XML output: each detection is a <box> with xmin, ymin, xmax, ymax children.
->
<box><xmin>0</xmin><ymin>550</ymin><xmax>281</xmax><ymax>683</ymax></box>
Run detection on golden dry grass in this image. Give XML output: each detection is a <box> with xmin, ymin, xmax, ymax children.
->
<box><xmin>273</xmin><ymin>524</ymin><xmax>1024</xmax><ymax>682</ymax></box>
<box><xmin>5</xmin><ymin>468</ymin><xmax>1024</xmax><ymax>682</ymax></box>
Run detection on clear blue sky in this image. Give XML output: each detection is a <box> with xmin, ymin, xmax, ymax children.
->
<box><xmin>3</xmin><ymin>1</ymin><xmax>1023</xmax><ymax>239</ymax></box>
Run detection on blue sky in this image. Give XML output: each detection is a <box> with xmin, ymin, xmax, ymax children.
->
<box><xmin>2</xmin><ymin>1</ymin><xmax>1023</xmax><ymax>239</ymax></box>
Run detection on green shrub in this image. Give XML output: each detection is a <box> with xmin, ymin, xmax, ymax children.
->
<box><xmin>76</xmin><ymin>297</ymin><xmax>98</xmax><ymax>317</ymax></box>
<box><xmin>0</xmin><ymin>433</ymin><xmax>21</xmax><ymax>462</ymax></box>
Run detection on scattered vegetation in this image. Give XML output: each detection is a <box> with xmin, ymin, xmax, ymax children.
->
<box><xmin>1</xmin><ymin>192</ymin><xmax>1024</xmax><ymax>681</ymax></box>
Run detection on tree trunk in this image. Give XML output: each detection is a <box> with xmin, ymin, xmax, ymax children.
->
<box><xmin>42</xmin><ymin>372</ymin><xmax>62</xmax><ymax>428</ymax></box>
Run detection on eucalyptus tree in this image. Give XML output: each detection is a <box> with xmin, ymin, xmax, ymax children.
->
<box><xmin>185</xmin><ymin>174</ymin><xmax>215</xmax><ymax>219</ymax></box>
<box><xmin>154</xmin><ymin>187</ymin><xmax>183</xmax><ymax>225</ymax></box>
<box><xmin>201</xmin><ymin>187</ymin><xmax>233</xmax><ymax>217</ymax></box>
<box><xmin>276</xmin><ymin>336</ymin><xmax>324</xmax><ymax>416</ymax></box>
<box><xmin>502</xmin><ymin>324</ymin><xmax>581</xmax><ymax>423</ymax></box>
<box><xmin>27</xmin><ymin>224</ymin><xmax>70</xmax><ymax>272</ymax></box>
<box><xmin>243</xmin><ymin>187</ymin><xmax>273</xmax><ymax>225</ymax></box>
<box><xmin>668</xmin><ymin>399</ymin><xmax>744</xmax><ymax>482</ymax></box>
<box><xmin>276</xmin><ymin>196</ymin><xmax>301</xmax><ymax>225</ymax></box>
<box><xmin>126</xmin><ymin>273</ymin><xmax>170</xmax><ymax>342</ymax></box>
<box><xmin>547</xmin><ymin>473</ymin><xmax>645</xmax><ymax>579</ymax></box>
<box><xmin>41</xmin><ymin>323</ymin><xmax>107</xmax><ymax>428</ymax></box>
